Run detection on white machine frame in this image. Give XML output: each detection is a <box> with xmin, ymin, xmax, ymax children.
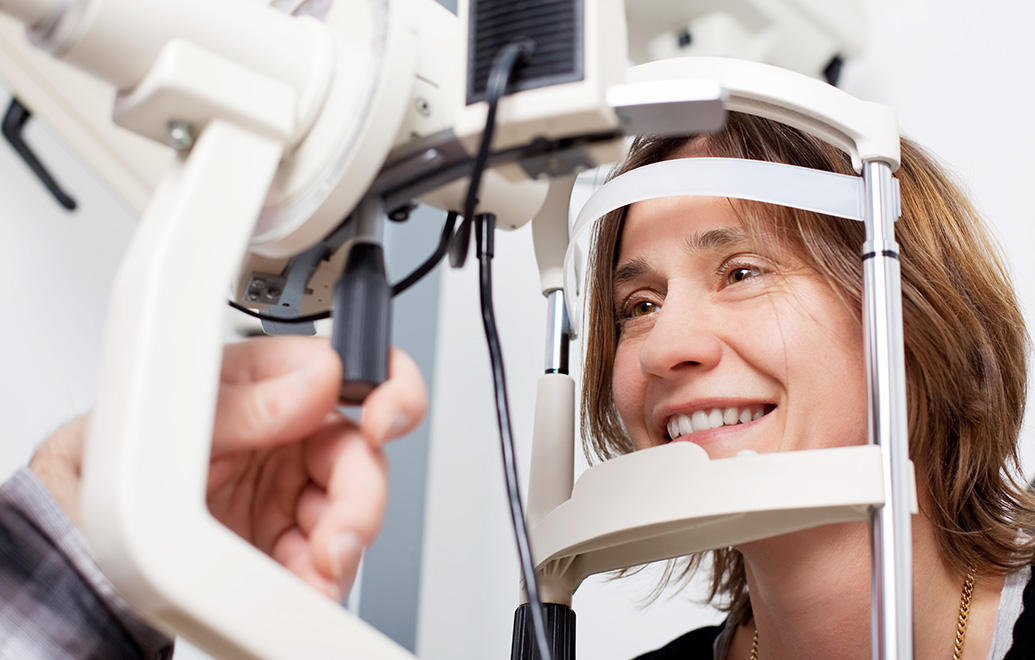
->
<box><xmin>0</xmin><ymin>1</ymin><xmax>913</xmax><ymax>659</ymax></box>
<box><xmin>527</xmin><ymin>57</ymin><xmax>911</xmax><ymax>660</ymax></box>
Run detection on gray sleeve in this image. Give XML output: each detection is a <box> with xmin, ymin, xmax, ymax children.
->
<box><xmin>0</xmin><ymin>467</ymin><xmax>174</xmax><ymax>660</ymax></box>
<box><xmin>989</xmin><ymin>565</ymin><xmax>1029</xmax><ymax>660</ymax></box>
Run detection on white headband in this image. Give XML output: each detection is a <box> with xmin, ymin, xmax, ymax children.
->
<box><xmin>563</xmin><ymin>157</ymin><xmax>900</xmax><ymax>333</ymax></box>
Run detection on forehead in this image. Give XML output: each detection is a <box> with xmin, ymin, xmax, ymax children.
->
<box><xmin>618</xmin><ymin>195</ymin><xmax>750</xmax><ymax>262</ymax></box>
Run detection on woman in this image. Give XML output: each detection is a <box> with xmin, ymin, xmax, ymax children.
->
<box><xmin>580</xmin><ymin>112</ymin><xmax>1034</xmax><ymax>659</ymax></box>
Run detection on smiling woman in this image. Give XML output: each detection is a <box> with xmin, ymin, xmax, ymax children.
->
<box><xmin>581</xmin><ymin>113</ymin><xmax>1035</xmax><ymax>659</ymax></box>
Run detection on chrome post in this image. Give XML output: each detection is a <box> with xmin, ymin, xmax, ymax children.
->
<box><xmin>545</xmin><ymin>289</ymin><xmax>571</xmax><ymax>375</ymax></box>
<box><xmin>862</xmin><ymin>160</ymin><xmax>912</xmax><ymax>660</ymax></box>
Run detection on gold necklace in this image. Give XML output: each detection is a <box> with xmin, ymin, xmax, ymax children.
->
<box><xmin>952</xmin><ymin>570</ymin><xmax>976</xmax><ymax>660</ymax></box>
<box><xmin>748</xmin><ymin>571</ymin><xmax>976</xmax><ymax>660</ymax></box>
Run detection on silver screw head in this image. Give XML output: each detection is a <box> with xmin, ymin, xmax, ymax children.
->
<box><xmin>415</xmin><ymin>98</ymin><xmax>431</xmax><ymax>116</ymax></box>
<box><xmin>167</xmin><ymin>120</ymin><xmax>196</xmax><ymax>151</ymax></box>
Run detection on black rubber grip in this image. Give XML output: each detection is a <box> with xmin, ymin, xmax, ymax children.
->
<box><xmin>332</xmin><ymin>242</ymin><xmax>391</xmax><ymax>405</ymax></box>
<box><xmin>510</xmin><ymin>603</ymin><xmax>575</xmax><ymax>660</ymax></box>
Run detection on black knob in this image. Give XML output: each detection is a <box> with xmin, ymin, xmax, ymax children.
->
<box><xmin>332</xmin><ymin>241</ymin><xmax>391</xmax><ymax>405</ymax></box>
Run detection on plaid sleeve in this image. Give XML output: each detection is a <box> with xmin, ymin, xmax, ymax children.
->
<box><xmin>0</xmin><ymin>467</ymin><xmax>174</xmax><ymax>660</ymax></box>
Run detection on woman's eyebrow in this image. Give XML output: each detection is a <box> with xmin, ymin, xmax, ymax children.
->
<box><xmin>612</xmin><ymin>258</ymin><xmax>649</xmax><ymax>293</ymax></box>
<box><xmin>682</xmin><ymin>226</ymin><xmax>751</xmax><ymax>255</ymax></box>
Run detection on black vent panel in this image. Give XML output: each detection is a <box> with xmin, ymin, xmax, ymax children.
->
<box><xmin>467</xmin><ymin>0</ymin><xmax>584</xmax><ymax>105</ymax></box>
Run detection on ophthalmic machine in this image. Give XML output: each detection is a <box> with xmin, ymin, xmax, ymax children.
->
<box><xmin>0</xmin><ymin>1</ymin><xmax>910</xmax><ymax>659</ymax></box>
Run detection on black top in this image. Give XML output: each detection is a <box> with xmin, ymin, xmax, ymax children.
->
<box><xmin>632</xmin><ymin>624</ymin><xmax>723</xmax><ymax>659</ymax></box>
<box><xmin>635</xmin><ymin>569</ymin><xmax>1035</xmax><ymax>659</ymax></box>
<box><xmin>1004</xmin><ymin>564</ymin><xmax>1035</xmax><ymax>659</ymax></box>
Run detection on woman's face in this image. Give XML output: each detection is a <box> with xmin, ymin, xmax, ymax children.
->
<box><xmin>610</xmin><ymin>194</ymin><xmax>868</xmax><ymax>458</ymax></box>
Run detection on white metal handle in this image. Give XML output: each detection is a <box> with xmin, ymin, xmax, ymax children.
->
<box><xmin>628</xmin><ymin>56</ymin><xmax>900</xmax><ymax>172</ymax></box>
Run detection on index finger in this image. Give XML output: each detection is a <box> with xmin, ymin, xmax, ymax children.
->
<box><xmin>212</xmin><ymin>337</ymin><xmax>342</xmax><ymax>454</ymax></box>
<box><xmin>360</xmin><ymin>348</ymin><xmax>428</xmax><ymax>447</ymax></box>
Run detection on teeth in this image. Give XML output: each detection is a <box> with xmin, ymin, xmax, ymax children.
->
<box><xmin>678</xmin><ymin>415</ymin><xmax>693</xmax><ymax>436</ymax></box>
<box><xmin>723</xmin><ymin>407</ymin><xmax>739</xmax><ymax>425</ymax></box>
<box><xmin>708</xmin><ymin>409</ymin><xmax>724</xmax><ymax>429</ymax></box>
<box><xmin>666</xmin><ymin>406</ymin><xmax>768</xmax><ymax>440</ymax></box>
<box><xmin>691</xmin><ymin>410</ymin><xmax>708</xmax><ymax>431</ymax></box>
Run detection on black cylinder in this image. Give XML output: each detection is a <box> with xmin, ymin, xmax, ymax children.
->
<box><xmin>332</xmin><ymin>241</ymin><xmax>391</xmax><ymax>405</ymax></box>
<box><xmin>510</xmin><ymin>603</ymin><xmax>575</xmax><ymax>660</ymax></box>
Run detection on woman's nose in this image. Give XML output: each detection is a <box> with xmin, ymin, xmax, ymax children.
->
<box><xmin>638</xmin><ymin>290</ymin><xmax>723</xmax><ymax>378</ymax></box>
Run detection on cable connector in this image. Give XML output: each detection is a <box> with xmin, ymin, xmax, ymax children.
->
<box><xmin>475</xmin><ymin>212</ymin><xmax>495</xmax><ymax>260</ymax></box>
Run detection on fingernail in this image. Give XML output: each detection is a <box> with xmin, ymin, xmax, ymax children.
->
<box><xmin>329</xmin><ymin>531</ymin><xmax>364</xmax><ymax>589</ymax></box>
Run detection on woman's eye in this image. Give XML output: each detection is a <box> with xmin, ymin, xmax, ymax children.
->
<box><xmin>725</xmin><ymin>265</ymin><xmax>762</xmax><ymax>286</ymax></box>
<box><xmin>626</xmin><ymin>300</ymin><xmax>657</xmax><ymax>318</ymax></box>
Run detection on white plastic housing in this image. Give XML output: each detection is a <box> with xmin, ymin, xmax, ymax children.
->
<box><xmin>526</xmin><ymin>373</ymin><xmax>576</xmax><ymax>529</ymax></box>
<box><xmin>0</xmin><ymin>13</ymin><xmax>172</xmax><ymax>217</ymax></box>
<box><xmin>33</xmin><ymin>0</ymin><xmax>332</xmax><ymax>137</ymax></box>
<box><xmin>0</xmin><ymin>0</ymin><xmax>62</xmax><ymax>30</ymax></box>
<box><xmin>627</xmin><ymin>56</ymin><xmax>899</xmax><ymax>171</ymax></box>
<box><xmin>625</xmin><ymin>0</ymin><xmax>866</xmax><ymax>81</ymax></box>
<box><xmin>532</xmin><ymin>443</ymin><xmax>917</xmax><ymax>605</ymax></box>
<box><xmin>453</xmin><ymin>0</ymin><xmax>627</xmax><ymax>154</ymax></box>
<box><xmin>249</xmin><ymin>0</ymin><xmax>420</xmax><ymax>258</ymax></box>
<box><xmin>531</xmin><ymin>174</ymin><xmax>577</xmax><ymax>294</ymax></box>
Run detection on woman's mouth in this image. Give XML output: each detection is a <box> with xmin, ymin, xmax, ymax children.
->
<box><xmin>665</xmin><ymin>405</ymin><xmax>774</xmax><ymax>441</ymax></box>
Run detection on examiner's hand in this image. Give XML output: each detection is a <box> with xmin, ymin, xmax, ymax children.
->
<box><xmin>31</xmin><ymin>336</ymin><xmax>427</xmax><ymax>602</ymax></box>
<box><xmin>206</xmin><ymin>337</ymin><xmax>426</xmax><ymax>601</ymax></box>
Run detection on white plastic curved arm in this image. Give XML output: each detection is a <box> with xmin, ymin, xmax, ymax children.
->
<box><xmin>531</xmin><ymin>443</ymin><xmax>918</xmax><ymax>602</ymax></box>
<box><xmin>81</xmin><ymin>119</ymin><xmax>417</xmax><ymax>660</ymax></box>
<box><xmin>628</xmin><ymin>56</ymin><xmax>900</xmax><ymax>172</ymax></box>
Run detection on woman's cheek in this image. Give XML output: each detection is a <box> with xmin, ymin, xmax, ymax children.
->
<box><xmin>611</xmin><ymin>346</ymin><xmax>650</xmax><ymax>450</ymax></box>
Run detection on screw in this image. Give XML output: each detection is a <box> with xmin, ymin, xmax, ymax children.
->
<box><xmin>265</xmin><ymin>288</ymin><xmax>282</xmax><ymax>301</ymax></box>
<box><xmin>246</xmin><ymin>292</ymin><xmax>260</xmax><ymax>302</ymax></box>
<box><xmin>415</xmin><ymin>98</ymin><xmax>431</xmax><ymax>116</ymax></box>
<box><xmin>167</xmin><ymin>120</ymin><xmax>196</xmax><ymax>151</ymax></box>
<box><xmin>388</xmin><ymin>201</ymin><xmax>418</xmax><ymax>222</ymax></box>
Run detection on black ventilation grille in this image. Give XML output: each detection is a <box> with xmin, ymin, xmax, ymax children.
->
<box><xmin>467</xmin><ymin>0</ymin><xmax>584</xmax><ymax>105</ymax></box>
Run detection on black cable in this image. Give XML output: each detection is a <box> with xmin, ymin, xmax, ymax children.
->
<box><xmin>459</xmin><ymin>40</ymin><xmax>552</xmax><ymax>660</ymax></box>
<box><xmin>231</xmin><ymin>209</ymin><xmax>458</xmax><ymax>323</ymax></box>
<box><xmin>476</xmin><ymin>212</ymin><xmax>553</xmax><ymax>660</ymax></box>
<box><xmin>391</xmin><ymin>211</ymin><xmax>459</xmax><ymax>296</ymax></box>
<box><xmin>448</xmin><ymin>38</ymin><xmax>535</xmax><ymax>270</ymax></box>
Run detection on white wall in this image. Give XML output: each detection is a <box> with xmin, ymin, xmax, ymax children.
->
<box><xmin>0</xmin><ymin>80</ymin><xmax>135</xmax><ymax>480</ymax></box>
<box><xmin>417</xmin><ymin>1</ymin><xmax>1035</xmax><ymax>658</ymax></box>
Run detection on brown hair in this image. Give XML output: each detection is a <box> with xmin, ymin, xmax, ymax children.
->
<box><xmin>580</xmin><ymin>112</ymin><xmax>1033</xmax><ymax>613</ymax></box>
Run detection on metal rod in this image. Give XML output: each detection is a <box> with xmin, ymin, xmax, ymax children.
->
<box><xmin>544</xmin><ymin>289</ymin><xmax>571</xmax><ymax>374</ymax></box>
<box><xmin>861</xmin><ymin>160</ymin><xmax>912</xmax><ymax>660</ymax></box>
<box><xmin>1</xmin><ymin>97</ymin><xmax>77</xmax><ymax>210</ymax></box>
